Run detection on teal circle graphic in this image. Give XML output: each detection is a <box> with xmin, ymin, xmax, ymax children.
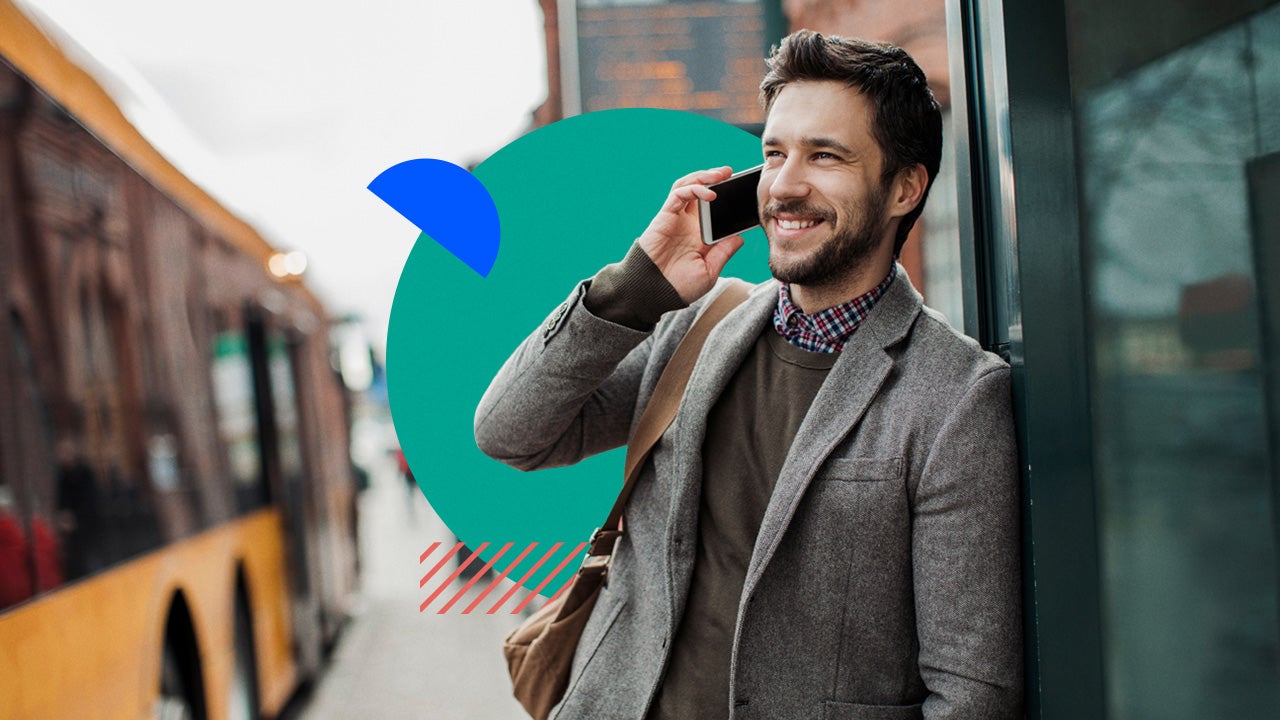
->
<box><xmin>387</xmin><ymin>109</ymin><xmax>768</xmax><ymax>591</ymax></box>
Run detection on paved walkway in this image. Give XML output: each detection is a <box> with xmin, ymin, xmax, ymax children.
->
<box><xmin>292</xmin><ymin>419</ymin><xmax>530</xmax><ymax>720</ymax></box>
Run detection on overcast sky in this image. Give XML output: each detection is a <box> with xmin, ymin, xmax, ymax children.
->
<box><xmin>20</xmin><ymin>0</ymin><xmax>549</xmax><ymax>355</ymax></box>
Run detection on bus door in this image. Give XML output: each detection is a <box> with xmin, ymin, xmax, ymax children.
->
<box><xmin>245</xmin><ymin>308</ymin><xmax>323</xmax><ymax>677</ymax></box>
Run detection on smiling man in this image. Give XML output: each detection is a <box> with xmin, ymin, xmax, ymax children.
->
<box><xmin>476</xmin><ymin>30</ymin><xmax>1022</xmax><ymax>720</ymax></box>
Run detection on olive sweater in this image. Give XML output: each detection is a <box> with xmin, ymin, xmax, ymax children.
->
<box><xmin>584</xmin><ymin>244</ymin><xmax>838</xmax><ymax>720</ymax></box>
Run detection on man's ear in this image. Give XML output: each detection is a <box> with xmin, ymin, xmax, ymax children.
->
<box><xmin>887</xmin><ymin>163</ymin><xmax>929</xmax><ymax>220</ymax></box>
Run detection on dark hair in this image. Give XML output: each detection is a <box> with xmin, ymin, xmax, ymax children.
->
<box><xmin>760</xmin><ymin>30</ymin><xmax>942</xmax><ymax>256</ymax></box>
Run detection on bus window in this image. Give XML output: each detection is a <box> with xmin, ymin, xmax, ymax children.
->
<box><xmin>0</xmin><ymin>484</ymin><xmax>30</xmax><ymax>610</ymax></box>
<box><xmin>1</xmin><ymin>316</ymin><xmax>36</xmax><ymax>609</ymax></box>
<box><xmin>79</xmin><ymin>275</ymin><xmax>162</xmax><ymax>564</ymax></box>
<box><xmin>210</xmin><ymin>314</ymin><xmax>268</xmax><ymax>515</ymax></box>
<box><xmin>142</xmin><ymin>404</ymin><xmax>199</xmax><ymax>544</ymax></box>
<box><xmin>6</xmin><ymin>313</ymin><xmax>63</xmax><ymax>597</ymax></box>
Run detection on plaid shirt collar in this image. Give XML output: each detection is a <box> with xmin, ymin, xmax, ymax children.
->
<box><xmin>772</xmin><ymin>264</ymin><xmax>897</xmax><ymax>353</ymax></box>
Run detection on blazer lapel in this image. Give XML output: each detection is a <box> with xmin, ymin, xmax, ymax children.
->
<box><xmin>740</xmin><ymin>267</ymin><xmax>923</xmax><ymax>601</ymax></box>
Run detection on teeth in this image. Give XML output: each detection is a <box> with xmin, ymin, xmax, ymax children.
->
<box><xmin>778</xmin><ymin>218</ymin><xmax>818</xmax><ymax>230</ymax></box>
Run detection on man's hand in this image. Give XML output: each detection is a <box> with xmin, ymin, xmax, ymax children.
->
<box><xmin>638</xmin><ymin>167</ymin><xmax>748</xmax><ymax>304</ymax></box>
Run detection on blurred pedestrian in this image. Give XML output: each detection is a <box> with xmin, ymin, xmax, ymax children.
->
<box><xmin>392</xmin><ymin>446</ymin><xmax>416</xmax><ymax>522</ymax></box>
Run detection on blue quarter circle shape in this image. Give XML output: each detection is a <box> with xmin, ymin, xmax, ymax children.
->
<box><xmin>368</xmin><ymin>158</ymin><xmax>500</xmax><ymax>277</ymax></box>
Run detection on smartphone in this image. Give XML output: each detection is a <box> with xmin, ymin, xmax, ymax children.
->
<box><xmin>699</xmin><ymin>164</ymin><xmax>763</xmax><ymax>245</ymax></box>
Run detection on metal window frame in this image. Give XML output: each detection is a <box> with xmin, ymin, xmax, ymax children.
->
<box><xmin>945</xmin><ymin>0</ymin><xmax>1108</xmax><ymax>716</ymax></box>
<box><xmin>1249</xmin><ymin>152</ymin><xmax>1280</xmax><ymax>639</ymax></box>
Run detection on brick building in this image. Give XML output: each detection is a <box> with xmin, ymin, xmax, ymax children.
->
<box><xmin>530</xmin><ymin>0</ymin><xmax>960</xmax><ymax>316</ymax></box>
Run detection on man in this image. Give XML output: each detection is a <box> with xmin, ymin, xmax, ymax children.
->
<box><xmin>475</xmin><ymin>30</ymin><xmax>1022</xmax><ymax>720</ymax></box>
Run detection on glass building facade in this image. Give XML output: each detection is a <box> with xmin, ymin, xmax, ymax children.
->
<box><xmin>1074</xmin><ymin>4</ymin><xmax>1280</xmax><ymax>716</ymax></box>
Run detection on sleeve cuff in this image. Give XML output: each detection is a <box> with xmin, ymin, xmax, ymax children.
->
<box><xmin>583</xmin><ymin>241</ymin><xmax>688</xmax><ymax>330</ymax></box>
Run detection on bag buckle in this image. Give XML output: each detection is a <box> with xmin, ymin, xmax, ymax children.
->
<box><xmin>579</xmin><ymin>529</ymin><xmax>618</xmax><ymax>584</ymax></box>
<box><xmin>579</xmin><ymin>553</ymin><xmax>610</xmax><ymax>572</ymax></box>
<box><xmin>587</xmin><ymin>527</ymin><xmax>621</xmax><ymax>556</ymax></box>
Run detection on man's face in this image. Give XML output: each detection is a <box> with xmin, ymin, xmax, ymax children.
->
<box><xmin>757</xmin><ymin>80</ymin><xmax>894</xmax><ymax>287</ymax></box>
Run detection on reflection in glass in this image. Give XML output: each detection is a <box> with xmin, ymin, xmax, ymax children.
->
<box><xmin>3</xmin><ymin>314</ymin><xmax>62</xmax><ymax>604</ymax></box>
<box><xmin>211</xmin><ymin>329</ymin><xmax>267</xmax><ymax>513</ymax></box>
<box><xmin>1072</xmin><ymin>2</ymin><xmax>1280</xmax><ymax>717</ymax></box>
<box><xmin>270</xmin><ymin>335</ymin><xmax>304</xmax><ymax>480</ymax></box>
<box><xmin>922</xmin><ymin>109</ymin><xmax>964</xmax><ymax>329</ymax></box>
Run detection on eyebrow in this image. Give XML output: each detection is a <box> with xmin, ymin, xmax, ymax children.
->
<box><xmin>762</xmin><ymin>135</ymin><xmax>857</xmax><ymax>157</ymax></box>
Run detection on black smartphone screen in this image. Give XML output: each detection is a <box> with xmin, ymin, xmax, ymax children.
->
<box><xmin>708</xmin><ymin>166</ymin><xmax>762</xmax><ymax>240</ymax></box>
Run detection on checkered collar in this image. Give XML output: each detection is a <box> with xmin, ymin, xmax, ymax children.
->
<box><xmin>772</xmin><ymin>264</ymin><xmax>898</xmax><ymax>353</ymax></box>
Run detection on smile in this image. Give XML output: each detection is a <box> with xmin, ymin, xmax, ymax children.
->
<box><xmin>777</xmin><ymin>218</ymin><xmax>820</xmax><ymax>230</ymax></box>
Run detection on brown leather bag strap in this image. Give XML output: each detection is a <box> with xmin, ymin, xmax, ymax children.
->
<box><xmin>587</xmin><ymin>279</ymin><xmax>753</xmax><ymax>556</ymax></box>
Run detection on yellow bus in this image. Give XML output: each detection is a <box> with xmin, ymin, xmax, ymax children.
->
<box><xmin>0</xmin><ymin>2</ymin><xmax>360</xmax><ymax>717</ymax></box>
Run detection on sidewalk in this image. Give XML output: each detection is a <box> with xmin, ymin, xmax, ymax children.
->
<box><xmin>292</xmin><ymin>439</ymin><xmax>530</xmax><ymax>720</ymax></box>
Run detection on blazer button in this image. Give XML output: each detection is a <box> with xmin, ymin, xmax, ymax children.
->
<box><xmin>544</xmin><ymin>302</ymin><xmax>568</xmax><ymax>336</ymax></box>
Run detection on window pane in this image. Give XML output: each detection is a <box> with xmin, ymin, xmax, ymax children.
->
<box><xmin>1068</xmin><ymin>2</ymin><xmax>1280</xmax><ymax>716</ymax></box>
<box><xmin>211</xmin><ymin>327</ymin><xmax>267</xmax><ymax>513</ymax></box>
<box><xmin>921</xmin><ymin>108</ymin><xmax>965</xmax><ymax>329</ymax></box>
<box><xmin>2</xmin><ymin>315</ymin><xmax>61</xmax><ymax>606</ymax></box>
<box><xmin>269</xmin><ymin>334</ymin><xmax>304</xmax><ymax>480</ymax></box>
<box><xmin>11</xmin><ymin>318</ymin><xmax>63</xmax><ymax>592</ymax></box>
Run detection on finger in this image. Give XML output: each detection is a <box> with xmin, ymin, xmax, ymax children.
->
<box><xmin>670</xmin><ymin>166</ymin><xmax>733</xmax><ymax>190</ymax></box>
<box><xmin>673</xmin><ymin>184</ymin><xmax>715</xmax><ymax>203</ymax></box>
<box><xmin>705</xmin><ymin>234</ymin><xmax>746</xmax><ymax>277</ymax></box>
<box><xmin>665</xmin><ymin>184</ymin><xmax>716</xmax><ymax>212</ymax></box>
<box><xmin>670</xmin><ymin>168</ymin><xmax>726</xmax><ymax>189</ymax></box>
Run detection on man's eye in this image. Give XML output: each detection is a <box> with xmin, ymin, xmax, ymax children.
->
<box><xmin>764</xmin><ymin>150</ymin><xmax>783</xmax><ymax>158</ymax></box>
<box><xmin>815</xmin><ymin>152</ymin><xmax>839</xmax><ymax>161</ymax></box>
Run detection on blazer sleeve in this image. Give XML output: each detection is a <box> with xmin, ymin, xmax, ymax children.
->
<box><xmin>474</xmin><ymin>279</ymin><xmax>661</xmax><ymax>471</ymax></box>
<box><xmin>913</xmin><ymin>366</ymin><xmax>1024</xmax><ymax>719</ymax></box>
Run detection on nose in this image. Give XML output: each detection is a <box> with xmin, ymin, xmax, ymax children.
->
<box><xmin>766</xmin><ymin>157</ymin><xmax>810</xmax><ymax>201</ymax></box>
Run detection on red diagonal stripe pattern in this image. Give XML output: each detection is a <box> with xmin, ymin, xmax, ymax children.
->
<box><xmin>487</xmin><ymin>542</ymin><xmax>563</xmax><ymax>615</ymax></box>
<box><xmin>418</xmin><ymin>541</ymin><xmax>590</xmax><ymax>614</ymax></box>
<box><xmin>419</xmin><ymin>542</ymin><xmax>490</xmax><ymax>612</ymax></box>
<box><xmin>463</xmin><ymin>542</ymin><xmax>539</xmax><ymax>614</ymax></box>
<box><xmin>436</xmin><ymin>542</ymin><xmax>515</xmax><ymax>614</ymax></box>
<box><xmin>511</xmin><ymin>542</ymin><xmax>587</xmax><ymax>614</ymax></box>
<box><xmin>419</xmin><ymin>541</ymin><xmax>442</xmax><ymax>565</ymax></box>
<box><xmin>419</xmin><ymin>542</ymin><xmax>465</xmax><ymax>588</ymax></box>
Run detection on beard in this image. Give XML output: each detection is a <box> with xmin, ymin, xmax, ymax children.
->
<box><xmin>762</xmin><ymin>183</ymin><xmax>890</xmax><ymax>288</ymax></box>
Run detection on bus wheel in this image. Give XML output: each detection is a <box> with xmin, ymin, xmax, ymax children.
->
<box><xmin>227</xmin><ymin>592</ymin><xmax>260</xmax><ymax>720</ymax></box>
<box><xmin>157</xmin><ymin>641</ymin><xmax>196</xmax><ymax>720</ymax></box>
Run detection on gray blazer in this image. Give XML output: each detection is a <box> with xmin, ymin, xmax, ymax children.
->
<box><xmin>475</xmin><ymin>267</ymin><xmax>1023</xmax><ymax>720</ymax></box>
